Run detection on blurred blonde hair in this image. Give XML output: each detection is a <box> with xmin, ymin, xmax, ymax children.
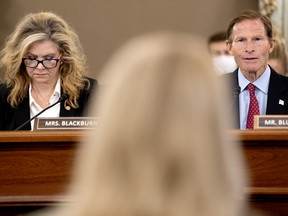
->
<box><xmin>38</xmin><ymin>32</ymin><xmax>248</xmax><ymax>216</ymax></box>
<box><xmin>0</xmin><ymin>11</ymin><xmax>89</xmax><ymax>108</ymax></box>
<box><xmin>268</xmin><ymin>24</ymin><xmax>288</xmax><ymax>76</ymax></box>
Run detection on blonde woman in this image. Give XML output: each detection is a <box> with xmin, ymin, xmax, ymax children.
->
<box><xmin>31</xmin><ymin>32</ymin><xmax>254</xmax><ymax>216</ymax></box>
<box><xmin>0</xmin><ymin>11</ymin><xmax>97</xmax><ymax>130</ymax></box>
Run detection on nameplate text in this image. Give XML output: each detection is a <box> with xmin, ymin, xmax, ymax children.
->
<box><xmin>254</xmin><ymin>115</ymin><xmax>288</xmax><ymax>129</ymax></box>
<box><xmin>33</xmin><ymin>117</ymin><xmax>99</xmax><ymax>131</ymax></box>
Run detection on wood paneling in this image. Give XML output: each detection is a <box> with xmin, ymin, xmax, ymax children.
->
<box><xmin>1</xmin><ymin>130</ymin><xmax>288</xmax><ymax>215</ymax></box>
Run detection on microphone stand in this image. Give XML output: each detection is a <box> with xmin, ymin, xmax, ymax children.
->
<box><xmin>15</xmin><ymin>93</ymin><xmax>68</xmax><ymax>131</ymax></box>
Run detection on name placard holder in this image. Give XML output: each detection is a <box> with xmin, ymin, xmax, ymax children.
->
<box><xmin>254</xmin><ymin>115</ymin><xmax>288</xmax><ymax>129</ymax></box>
<box><xmin>33</xmin><ymin>117</ymin><xmax>99</xmax><ymax>131</ymax></box>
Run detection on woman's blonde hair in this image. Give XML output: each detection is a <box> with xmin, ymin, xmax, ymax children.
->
<box><xmin>35</xmin><ymin>32</ymin><xmax>249</xmax><ymax>216</ymax></box>
<box><xmin>0</xmin><ymin>11</ymin><xmax>89</xmax><ymax>108</ymax></box>
<box><xmin>269</xmin><ymin>24</ymin><xmax>288</xmax><ymax>76</ymax></box>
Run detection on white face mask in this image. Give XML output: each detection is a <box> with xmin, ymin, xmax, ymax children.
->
<box><xmin>212</xmin><ymin>55</ymin><xmax>237</xmax><ymax>75</ymax></box>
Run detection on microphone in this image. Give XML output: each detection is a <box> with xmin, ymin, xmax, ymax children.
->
<box><xmin>15</xmin><ymin>93</ymin><xmax>69</xmax><ymax>131</ymax></box>
<box><xmin>233</xmin><ymin>86</ymin><xmax>241</xmax><ymax>98</ymax></box>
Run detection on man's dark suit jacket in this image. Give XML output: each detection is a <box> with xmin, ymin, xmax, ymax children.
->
<box><xmin>0</xmin><ymin>78</ymin><xmax>97</xmax><ymax>130</ymax></box>
<box><xmin>224</xmin><ymin>66</ymin><xmax>288</xmax><ymax>128</ymax></box>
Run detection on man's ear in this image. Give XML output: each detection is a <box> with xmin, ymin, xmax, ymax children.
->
<box><xmin>268</xmin><ymin>38</ymin><xmax>275</xmax><ymax>54</ymax></box>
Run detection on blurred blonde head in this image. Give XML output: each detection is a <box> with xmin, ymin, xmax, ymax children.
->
<box><xmin>44</xmin><ymin>32</ymin><xmax>248</xmax><ymax>216</ymax></box>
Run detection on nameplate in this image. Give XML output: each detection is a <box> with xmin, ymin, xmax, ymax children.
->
<box><xmin>254</xmin><ymin>115</ymin><xmax>288</xmax><ymax>129</ymax></box>
<box><xmin>33</xmin><ymin>117</ymin><xmax>99</xmax><ymax>131</ymax></box>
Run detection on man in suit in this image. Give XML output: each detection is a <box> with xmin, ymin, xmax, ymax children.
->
<box><xmin>225</xmin><ymin>10</ymin><xmax>288</xmax><ymax>129</ymax></box>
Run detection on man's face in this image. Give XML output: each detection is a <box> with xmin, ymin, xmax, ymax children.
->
<box><xmin>227</xmin><ymin>19</ymin><xmax>274</xmax><ymax>81</ymax></box>
<box><xmin>209</xmin><ymin>41</ymin><xmax>229</xmax><ymax>56</ymax></box>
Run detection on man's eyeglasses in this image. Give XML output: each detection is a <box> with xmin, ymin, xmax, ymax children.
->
<box><xmin>22</xmin><ymin>57</ymin><xmax>60</xmax><ymax>69</ymax></box>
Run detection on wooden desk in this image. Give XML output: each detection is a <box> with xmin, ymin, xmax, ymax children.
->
<box><xmin>0</xmin><ymin>131</ymin><xmax>86</xmax><ymax>207</ymax></box>
<box><xmin>1</xmin><ymin>130</ymin><xmax>288</xmax><ymax>215</ymax></box>
<box><xmin>231</xmin><ymin>130</ymin><xmax>288</xmax><ymax>215</ymax></box>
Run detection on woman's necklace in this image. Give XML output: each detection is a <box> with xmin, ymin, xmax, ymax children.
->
<box><xmin>32</xmin><ymin>89</ymin><xmax>52</xmax><ymax>108</ymax></box>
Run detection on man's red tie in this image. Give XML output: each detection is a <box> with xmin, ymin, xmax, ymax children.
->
<box><xmin>246</xmin><ymin>83</ymin><xmax>259</xmax><ymax>129</ymax></box>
